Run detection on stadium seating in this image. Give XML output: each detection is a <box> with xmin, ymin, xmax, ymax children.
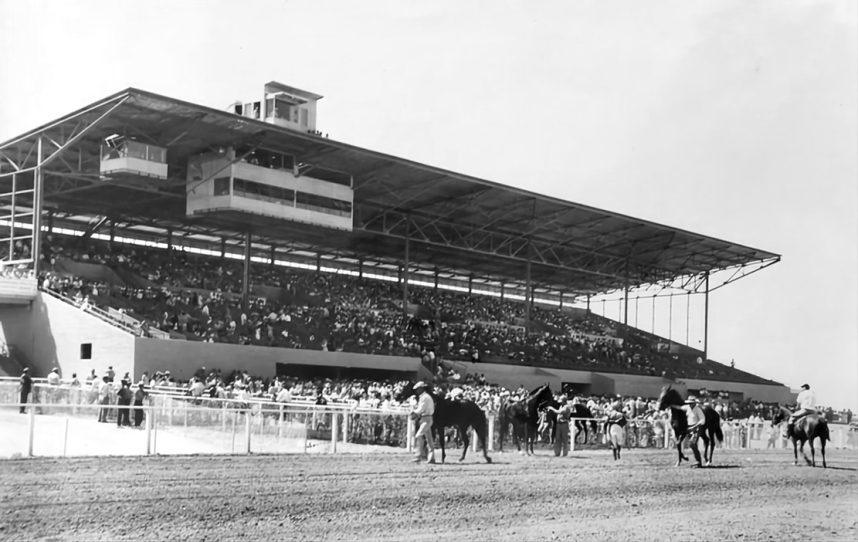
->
<box><xmin>38</xmin><ymin>234</ymin><xmax>775</xmax><ymax>385</ymax></box>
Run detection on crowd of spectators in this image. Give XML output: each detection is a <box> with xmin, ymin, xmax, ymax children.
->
<box><xmin>36</xmin><ymin>234</ymin><xmax>771</xmax><ymax>383</ymax></box>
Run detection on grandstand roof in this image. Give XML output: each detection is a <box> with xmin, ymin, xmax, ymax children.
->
<box><xmin>0</xmin><ymin>88</ymin><xmax>780</xmax><ymax>296</ymax></box>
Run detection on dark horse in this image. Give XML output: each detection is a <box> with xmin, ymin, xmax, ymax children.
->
<box><xmin>397</xmin><ymin>383</ymin><xmax>491</xmax><ymax>463</ymax></box>
<box><xmin>498</xmin><ymin>384</ymin><xmax>555</xmax><ymax>455</ymax></box>
<box><xmin>772</xmin><ymin>406</ymin><xmax>828</xmax><ymax>468</ymax></box>
<box><xmin>657</xmin><ymin>386</ymin><xmax>723</xmax><ymax>467</ymax></box>
<box><xmin>571</xmin><ymin>404</ymin><xmax>599</xmax><ymax>445</ymax></box>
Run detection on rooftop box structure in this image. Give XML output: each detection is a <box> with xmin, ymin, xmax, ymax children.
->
<box><xmin>100</xmin><ymin>135</ymin><xmax>167</xmax><ymax>180</ymax></box>
<box><xmin>230</xmin><ymin>81</ymin><xmax>323</xmax><ymax>134</ymax></box>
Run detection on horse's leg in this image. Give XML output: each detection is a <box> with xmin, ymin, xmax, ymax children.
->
<box><xmin>436</xmin><ymin>426</ymin><xmax>445</xmax><ymax>463</ymax></box>
<box><xmin>700</xmin><ymin>433</ymin><xmax>711</xmax><ymax>466</ymax></box>
<box><xmin>821</xmin><ymin>436</ymin><xmax>827</xmax><ymax>468</ymax></box>
<box><xmin>799</xmin><ymin>439</ymin><xmax>811</xmax><ymax>466</ymax></box>
<box><xmin>809</xmin><ymin>437</ymin><xmax>816</xmax><ymax>467</ymax></box>
<box><xmin>792</xmin><ymin>438</ymin><xmax>799</xmax><ymax>466</ymax></box>
<box><xmin>458</xmin><ymin>425</ymin><xmax>469</xmax><ymax>462</ymax></box>
<box><xmin>675</xmin><ymin>434</ymin><xmax>685</xmax><ymax>467</ymax></box>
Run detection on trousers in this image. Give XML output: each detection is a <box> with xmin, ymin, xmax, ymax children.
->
<box><xmin>414</xmin><ymin>416</ymin><xmax>434</xmax><ymax>460</ymax></box>
<box><xmin>554</xmin><ymin>422</ymin><xmax>570</xmax><ymax>456</ymax></box>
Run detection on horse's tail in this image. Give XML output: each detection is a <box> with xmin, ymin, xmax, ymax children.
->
<box><xmin>473</xmin><ymin>406</ymin><xmax>491</xmax><ymax>450</ymax></box>
<box><xmin>819</xmin><ymin>420</ymin><xmax>830</xmax><ymax>443</ymax></box>
<box><xmin>713</xmin><ymin>422</ymin><xmax>724</xmax><ymax>443</ymax></box>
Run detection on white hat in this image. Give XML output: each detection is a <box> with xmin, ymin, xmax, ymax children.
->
<box><xmin>449</xmin><ymin>387</ymin><xmax>463</xmax><ymax>399</ymax></box>
<box><xmin>413</xmin><ymin>381</ymin><xmax>427</xmax><ymax>390</ymax></box>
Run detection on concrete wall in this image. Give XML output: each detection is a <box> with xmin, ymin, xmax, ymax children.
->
<box><xmin>0</xmin><ymin>293</ymin><xmax>136</xmax><ymax>379</ymax></box>
<box><xmin>133</xmin><ymin>338</ymin><xmax>420</xmax><ymax>381</ymax></box>
<box><xmin>677</xmin><ymin>378</ymin><xmax>794</xmax><ymax>403</ymax></box>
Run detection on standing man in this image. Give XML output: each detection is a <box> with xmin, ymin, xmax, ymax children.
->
<box><xmin>681</xmin><ymin>396</ymin><xmax>706</xmax><ymax>467</ymax></box>
<box><xmin>97</xmin><ymin>376</ymin><xmax>111</xmax><ymax>422</ymax></box>
<box><xmin>116</xmin><ymin>381</ymin><xmax>133</xmax><ymax>427</ymax></box>
<box><xmin>546</xmin><ymin>396</ymin><xmax>574</xmax><ymax>457</ymax></box>
<box><xmin>411</xmin><ymin>381</ymin><xmax>435</xmax><ymax>464</ymax></box>
<box><xmin>18</xmin><ymin>367</ymin><xmax>32</xmax><ymax>414</ymax></box>
<box><xmin>133</xmin><ymin>383</ymin><xmax>148</xmax><ymax>427</ymax></box>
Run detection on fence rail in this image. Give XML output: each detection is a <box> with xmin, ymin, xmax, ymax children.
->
<box><xmin>2</xmin><ymin>382</ymin><xmax>855</xmax><ymax>458</ymax></box>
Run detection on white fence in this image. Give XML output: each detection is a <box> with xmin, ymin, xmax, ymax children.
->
<box><xmin>2</xmin><ymin>382</ymin><xmax>855</xmax><ymax>458</ymax></box>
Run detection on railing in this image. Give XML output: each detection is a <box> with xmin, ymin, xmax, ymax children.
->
<box><xmin>0</xmin><ymin>382</ymin><xmax>413</xmax><ymax>458</ymax></box>
<box><xmin>3</xmin><ymin>382</ymin><xmax>855</xmax><ymax>458</ymax></box>
<box><xmin>41</xmin><ymin>287</ymin><xmax>172</xmax><ymax>339</ymax></box>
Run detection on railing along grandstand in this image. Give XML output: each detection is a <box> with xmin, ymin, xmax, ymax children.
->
<box><xmin>4</xmin><ymin>381</ymin><xmax>852</xmax><ymax>459</ymax></box>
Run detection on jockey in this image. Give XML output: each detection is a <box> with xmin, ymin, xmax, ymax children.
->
<box><xmin>788</xmin><ymin>384</ymin><xmax>816</xmax><ymax>431</ymax></box>
<box><xmin>681</xmin><ymin>396</ymin><xmax>705</xmax><ymax>435</ymax></box>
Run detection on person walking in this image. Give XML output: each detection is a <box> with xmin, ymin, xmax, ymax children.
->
<box><xmin>546</xmin><ymin>396</ymin><xmax>574</xmax><ymax>457</ymax></box>
<box><xmin>411</xmin><ymin>381</ymin><xmax>435</xmax><ymax>464</ymax></box>
<box><xmin>18</xmin><ymin>368</ymin><xmax>32</xmax><ymax>414</ymax></box>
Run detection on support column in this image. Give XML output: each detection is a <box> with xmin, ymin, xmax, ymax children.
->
<box><xmin>623</xmin><ymin>284</ymin><xmax>629</xmax><ymax>327</ymax></box>
<box><xmin>269</xmin><ymin>245</ymin><xmax>276</xmax><ymax>267</ymax></box>
<box><xmin>220</xmin><ymin>238</ymin><xmax>226</xmax><ymax>259</ymax></box>
<box><xmin>586</xmin><ymin>295</ymin><xmax>590</xmax><ymax>313</ymax></box>
<box><xmin>433</xmin><ymin>267</ymin><xmax>438</xmax><ymax>291</ymax></box>
<box><xmin>668</xmin><ymin>293</ymin><xmax>673</xmax><ymax>343</ymax></box>
<box><xmin>686</xmin><ymin>292</ymin><xmax>691</xmax><ymax>346</ymax></box>
<box><xmin>358</xmin><ymin>260</ymin><xmax>363</xmax><ymax>279</ymax></box>
<box><xmin>525</xmin><ymin>260</ymin><xmax>532</xmax><ymax>325</ymax></box>
<box><xmin>468</xmin><ymin>274</ymin><xmax>473</xmax><ymax>295</ymax></box>
<box><xmin>703</xmin><ymin>271</ymin><xmax>710</xmax><ymax>360</ymax></box>
<box><xmin>500</xmin><ymin>283</ymin><xmax>504</xmax><ymax>300</ymax></box>
<box><xmin>31</xmin><ymin>137</ymin><xmax>44</xmax><ymax>277</ymax></box>
<box><xmin>558</xmin><ymin>291</ymin><xmax>563</xmax><ymax>310</ymax></box>
<box><xmin>316</xmin><ymin>254</ymin><xmax>321</xmax><ymax>273</ymax></box>
<box><xmin>242</xmin><ymin>231</ymin><xmax>251</xmax><ymax>312</ymax></box>
<box><xmin>402</xmin><ymin>235</ymin><xmax>410</xmax><ymax>315</ymax></box>
<box><xmin>651</xmin><ymin>294</ymin><xmax>656</xmax><ymax>334</ymax></box>
<box><xmin>108</xmin><ymin>220</ymin><xmax>115</xmax><ymax>248</ymax></box>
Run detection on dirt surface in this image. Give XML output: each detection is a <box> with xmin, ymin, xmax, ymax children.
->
<box><xmin>1</xmin><ymin>448</ymin><xmax>856</xmax><ymax>541</ymax></box>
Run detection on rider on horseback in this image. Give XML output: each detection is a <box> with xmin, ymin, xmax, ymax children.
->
<box><xmin>787</xmin><ymin>384</ymin><xmax>816</xmax><ymax>433</ymax></box>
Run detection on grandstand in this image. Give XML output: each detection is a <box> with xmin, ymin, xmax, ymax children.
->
<box><xmin>0</xmin><ymin>82</ymin><xmax>790</xmax><ymax>403</ymax></box>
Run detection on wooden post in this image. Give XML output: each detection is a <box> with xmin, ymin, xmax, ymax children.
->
<box><xmin>27</xmin><ymin>405</ymin><xmax>35</xmax><ymax>457</ymax></box>
<box><xmin>146</xmin><ymin>405</ymin><xmax>152</xmax><ymax>455</ymax></box>
<box><xmin>331</xmin><ymin>411</ymin><xmax>339</xmax><ymax>453</ymax></box>
<box><xmin>245</xmin><ymin>410</ymin><xmax>252</xmax><ymax>454</ymax></box>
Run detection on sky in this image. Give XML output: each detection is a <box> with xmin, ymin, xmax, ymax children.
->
<box><xmin>1</xmin><ymin>0</ymin><xmax>856</xmax><ymax>409</ymax></box>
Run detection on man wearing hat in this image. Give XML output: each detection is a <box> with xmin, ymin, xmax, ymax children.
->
<box><xmin>18</xmin><ymin>368</ymin><xmax>32</xmax><ymax>414</ymax></box>
<box><xmin>411</xmin><ymin>381</ymin><xmax>435</xmax><ymax>464</ymax></box>
<box><xmin>546</xmin><ymin>395</ymin><xmax>574</xmax><ymax>457</ymax></box>
<box><xmin>788</xmin><ymin>384</ymin><xmax>816</xmax><ymax>432</ymax></box>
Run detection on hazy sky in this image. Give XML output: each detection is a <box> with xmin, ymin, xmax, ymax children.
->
<box><xmin>1</xmin><ymin>0</ymin><xmax>856</xmax><ymax>408</ymax></box>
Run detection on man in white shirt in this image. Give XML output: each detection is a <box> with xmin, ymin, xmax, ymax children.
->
<box><xmin>788</xmin><ymin>384</ymin><xmax>817</xmax><ymax>431</ymax></box>
<box><xmin>411</xmin><ymin>381</ymin><xmax>435</xmax><ymax>464</ymax></box>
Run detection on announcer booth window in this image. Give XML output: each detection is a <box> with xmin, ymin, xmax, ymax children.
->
<box><xmin>80</xmin><ymin>343</ymin><xmax>92</xmax><ymax>360</ymax></box>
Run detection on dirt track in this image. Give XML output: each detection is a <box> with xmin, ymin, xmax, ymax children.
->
<box><xmin>1</xmin><ymin>448</ymin><xmax>856</xmax><ymax>541</ymax></box>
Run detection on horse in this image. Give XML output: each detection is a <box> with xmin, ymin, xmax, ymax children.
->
<box><xmin>657</xmin><ymin>386</ymin><xmax>723</xmax><ymax>467</ymax></box>
<box><xmin>772</xmin><ymin>406</ymin><xmax>828</xmax><ymax>468</ymax></box>
<box><xmin>396</xmin><ymin>383</ymin><xmax>492</xmax><ymax>463</ymax></box>
<box><xmin>606</xmin><ymin>415</ymin><xmax>627</xmax><ymax>460</ymax></box>
<box><xmin>496</xmin><ymin>396</ymin><xmax>524</xmax><ymax>452</ymax></box>
<box><xmin>504</xmin><ymin>384</ymin><xmax>555</xmax><ymax>455</ymax></box>
<box><xmin>571</xmin><ymin>403</ymin><xmax>599</xmax><ymax>445</ymax></box>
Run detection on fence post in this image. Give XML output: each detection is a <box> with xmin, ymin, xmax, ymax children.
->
<box><xmin>406</xmin><ymin>414</ymin><xmax>414</xmax><ymax>453</ymax></box>
<box><xmin>278</xmin><ymin>404</ymin><xmax>284</xmax><ymax>440</ymax></box>
<box><xmin>488</xmin><ymin>416</ymin><xmax>494</xmax><ymax>452</ymax></box>
<box><xmin>331</xmin><ymin>411</ymin><xmax>339</xmax><ymax>454</ymax></box>
<box><xmin>664</xmin><ymin>421</ymin><xmax>670</xmax><ymax>449</ymax></box>
<box><xmin>145</xmin><ymin>405</ymin><xmax>152</xmax><ymax>455</ymax></box>
<box><xmin>245</xmin><ymin>410</ymin><xmax>252</xmax><ymax>454</ymax></box>
<box><xmin>27</xmin><ymin>404</ymin><xmax>35</xmax><ymax>457</ymax></box>
<box><xmin>471</xmin><ymin>428</ymin><xmax>477</xmax><ymax>452</ymax></box>
<box><xmin>63</xmin><ymin>417</ymin><xmax>70</xmax><ymax>457</ymax></box>
<box><xmin>570</xmin><ymin>418</ymin><xmax>576</xmax><ymax>453</ymax></box>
